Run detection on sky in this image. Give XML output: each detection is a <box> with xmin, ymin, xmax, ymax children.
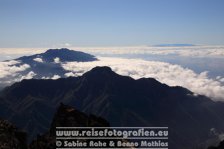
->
<box><xmin>0</xmin><ymin>0</ymin><xmax>224</xmax><ymax>47</ymax></box>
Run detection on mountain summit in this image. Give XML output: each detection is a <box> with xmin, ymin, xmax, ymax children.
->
<box><xmin>0</xmin><ymin>66</ymin><xmax>224</xmax><ymax>148</ymax></box>
<box><xmin>17</xmin><ymin>48</ymin><xmax>97</xmax><ymax>63</ymax></box>
<box><xmin>0</xmin><ymin>48</ymin><xmax>97</xmax><ymax>89</ymax></box>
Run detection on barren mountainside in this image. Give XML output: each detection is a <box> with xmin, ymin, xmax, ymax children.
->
<box><xmin>0</xmin><ymin>67</ymin><xmax>224</xmax><ymax>148</ymax></box>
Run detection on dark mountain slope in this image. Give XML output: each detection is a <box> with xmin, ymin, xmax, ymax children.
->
<box><xmin>0</xmin><ymin>67</ymin><xmax>224</xmax><ymax>148</ymax></box>
<box><xmin>0</xmin><ymin>119</ymin><xmax>27</xmax><ymax>149</ymax></box>
<box><xmin>208</xmin><ymin>140</ymin><xmax>224</xmax><ymax>149</ymax></box>
<box><xmin>0</xmin><ymin>104</ymin><xmax>110</xmax><ymax>149</ymax></box>
<box><xmin>29</xmin><ymin>103</ymin><xmax>110</xmax><ymax>149</ymax></box>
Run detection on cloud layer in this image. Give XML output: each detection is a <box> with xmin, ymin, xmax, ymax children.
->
<box><xmin>1</xmin><ymin>46</ymin><xmax>224</xmax><ymax>100</ymax></box>
<box><xmin>0</xmin><ymin>60</ymin><xmax>30</xmax><ymax>79</ymax></box>
<box><xmin>75</xmin><ymin>46</ymin><xmax>224</xmax><ymax>58</ymax></box>
<box><xmin>62</xmin><ymin>57</ymin><xmax>224</xmax><ymax>101</ymax></box>
<box><xmin>33</xmin><ymin>57</ymin><xmax>43</xmax><ymax>63</ymax></box>
<box><xmin>54</xmin><ymin>57</ymin><xmax>60</xmax><ymax>63</ymax></box>
<box><xmin>1</xmin><ymin>45</ymin><xmax>224</xmax><ymax>58</ymax></box>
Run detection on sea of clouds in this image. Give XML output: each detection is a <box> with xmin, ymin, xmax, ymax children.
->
<box><xmin>0</xmin><ymin>46</ymin><xmax>224</xmax><ymax>100</ymax></box>
<box><xmin>62</xmin><ymin>57</ymin><xmax>224</xmax><ymax>101</ymax></box>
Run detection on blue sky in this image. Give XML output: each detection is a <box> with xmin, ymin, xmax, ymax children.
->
<box><xmin>0</xmin><ymin>0</ymin><xmax>224</xmax><ymax>47</ymax></box>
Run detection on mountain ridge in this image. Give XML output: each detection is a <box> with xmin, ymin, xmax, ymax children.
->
<box><xmin>0</xmin><ymin>66</ymin><xmax>224</xmax><ymax>148</ymax></box>
<box><xmin>0</xmin><ymin>48</ymin><xmax>97</xmax><ymax>89</ymax></box>
<box><xmin>16</xmin><ymin>48</ymin><xmax>97</xmax><ymax>63</ymax></box>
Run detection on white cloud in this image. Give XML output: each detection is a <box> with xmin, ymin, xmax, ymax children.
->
<box><xmin>0</xmin><ymin>60</ymin><xmax>30</xmax><ymax>78</ymax></box>
<box><xmin>20</xmin><ymin>71</ymin><xmax>36</xmax><ymax>80</ymax></box>
<box><xmin>0</xmin><ymin>48</ymin><xmax>45</xmax><ymax>55</ymax></box>
<box><xmin>54</xmin><ymin>57</ymin><xmax>60</xmax><ymax>63</ymax></box>
<box><xmin>33</xmin><ymin>57</ymin><xmax>43</xmax><ymax>63</ymax></box>
<box><xmin>220</xmin><ymin>78</ymin><xmax>224</xmax><ymax>83</ymax></box>
<box><xmin>59</xmin><ymin>43</ymin><xmax>72</xmax><ymax>47</ymax></box>
<box><xmin>64</xmin><ymin>72</ymin><xmax>76</xmax><ymax>77</ymax></box>
<box><xmin>1</xmin><ymin>46</ymin><xmax>224</xmax><ymax>59</ymax></box>
<box><xmin>216</xmin><ymin>76</ymin><xmax>222</xmax><ymax>80</ymax></box>
<box><xmin>41</xmin><ymin>76</ymin><xmax>50</xmax><ymax>79</ymax></box>
<box><xmin>41</xmin><ymin>75</ymin><xmax>61</xmax><ymax>80</ymax></box>
<box><xmin>62</xmin><ymin>57</ymin><xmax>224</xmax><ymax>101</ymax></box>
<box><xmin>51</xmin><ymin>75</ymin><xmax>60</xmax><ymax>80</ymax></box>
<box><xmin>64</xmin><ymin>43</ymin><xmax>72</xmax><ymax>47</ymax></box>
<box><xmin>73</xmin><ymin>45</ymin><xmax>224</xmax><ymax>58</ymax></box>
